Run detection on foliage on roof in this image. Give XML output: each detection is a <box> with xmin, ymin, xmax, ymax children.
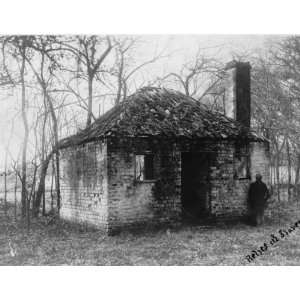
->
<box><xmin>59</xmin><ymin>87</ymin><xmax>266</xmax><ymax>148</ymax></box>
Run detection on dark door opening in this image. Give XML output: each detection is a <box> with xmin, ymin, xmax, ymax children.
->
<box><xmin>181</xmin><ymin>152</ymin><xmax>212</xmax><ymax>220</ymax></box>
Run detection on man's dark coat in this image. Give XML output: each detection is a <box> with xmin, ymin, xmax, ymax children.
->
<box><xmin>248</xmin><ymin>180</ymin><xmax>269</xmax><ymax>212</ymax></box>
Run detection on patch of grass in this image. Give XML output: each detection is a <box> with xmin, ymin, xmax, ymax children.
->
<box><xmin>1</xmin><ymin>201</ymin><xmax>300</xmax><ymax>265</ymax></box>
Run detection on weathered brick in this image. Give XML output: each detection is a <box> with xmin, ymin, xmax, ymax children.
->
<box><xmin>59</xmin><ymin>137</ymin><xmax>269</xmax><ymax>233</ymax></box>
<box><xmin>60</xmin><ymin>140</ymin><xmax>108</xmax><ymax>230</ymax></box>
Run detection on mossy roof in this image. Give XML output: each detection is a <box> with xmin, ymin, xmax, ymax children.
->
<box><xmin>59</xmin><ymin>87</ymin><xmax>267</xmax><ymax>149</ymax></box>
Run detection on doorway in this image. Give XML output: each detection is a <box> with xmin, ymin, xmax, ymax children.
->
<box><xmin>181</xmin><ymin>152</ymin><xmax>212</xmax><ymax>219</ymax></box>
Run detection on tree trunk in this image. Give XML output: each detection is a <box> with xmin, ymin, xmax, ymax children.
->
<box><xmin>184</xmin><ymin>84</ymin><xmax>189</xmax><ymax>97</ymax></box>
<box><xmin>273</xmin><ymin>137</ymin><xmax>286</xmax><ymax>202</ymax></box>
<box><xmin>43</xmin><ymin>93</ymin><xmax>60</xmax><ymax>214</ymax></box>
<box><xmin>270</xmin><ymin>160</ymin><xmax>274</xmax><ymax>185</ymax></box>
<box><xmin>286</xmin><ymin>139</ymin><xmax>292</xmax><ymax>201</ymax></box>
<box><xmin>294</xmin><ymin>153</ymin><xmax>300</xmax><ymax>198</ymax></box>
<box><xmin>33</xmin><ymin>102</ymin><xmax>48</xmax><ymax>216</ymax></box>
<box><xmin>4</xmin><ymin>155</ymin><xmax>7</xmax><ymax>218</ymax></box>
<box><xmin>41</xmin><ymin>95</ymin><xmax>47</xmax><ymax>215</ymax></box>
<box><xmin>115</xmin><ymin>53</ymin><xmax>124</xmax><ymax>105</ymax></box>
<box><xmin>42</xmin><ymin>191</ymin><xmax>46</xmax><ymax>216</ymax></box>
<box><xmin>47</xmin><ymin>96</ymin><xmax>61</xmax><ymax>213</ymax></box>
<box><xmin>29</xmin><ymin>163</ymin><xmax>38</xmax><ymax>219</ymax></box>
<box><xmin>86</xmin><ymin>75</ymin><xmax>93</xmax><ymax>127</ymax></box>
<box><xmin>27</xmin><ymin>164</ymin><xmax>37</xmax><ymax>229</ymax></box>
<box><xmin>51</xmin><ymin>158</ymin><xmax>55</xmax><ymax>211</ymax></box>
<box><xmin>20</xmin><ymin>45</ymin><xmax>28</xmax><ymax>218</ymax></box>
<box><xmin>122</xmin><ymin>80</ymin><xmax>127</xmax><ymax>102</ymax></box>
<box><xmin>275</xmin><ymin>152</ymin><xmax>281</xmax><ymax>202</ymax></box>
<box><xmin>33</xmin><ymin>152</ymin><xmax>53</xmax><ymax>216</ymax></box>
<box><xmin>14</xmin><ymin>171</ymin><xmax>17</xmax><ymax>221</ymax></box>
<box><xmin>54</xmin><ymin>151</ymin><xmax>60</xmax><ymax>212</ymax></box>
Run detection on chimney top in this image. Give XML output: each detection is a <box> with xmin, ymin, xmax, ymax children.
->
<box><xmin>225</xmin><ymin>60</ymin><xmax>251</xmax><ymax>70</ymax></box>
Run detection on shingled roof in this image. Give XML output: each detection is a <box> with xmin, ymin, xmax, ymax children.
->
<box><xmin>59</xmin><ymin>87</ymin><xmax>266</xmax><ymax>149</ymax></box>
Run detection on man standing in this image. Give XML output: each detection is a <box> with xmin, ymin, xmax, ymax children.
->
<box><xmin>248</xmin><ymin>173</ymin><xmax>270</xmax><ymax>226</ymax></box>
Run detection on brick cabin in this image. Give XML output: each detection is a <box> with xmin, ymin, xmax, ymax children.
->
<box><xmin>58</xmin><ymin>61</ymin><xmax>270</xmax><ymax>234</ymax></box>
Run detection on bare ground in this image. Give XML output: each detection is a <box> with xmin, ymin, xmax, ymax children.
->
<box><xmin>0</xmin><ymin>201</ymin><xmax>300</xmax><ymax>265</ymax></box>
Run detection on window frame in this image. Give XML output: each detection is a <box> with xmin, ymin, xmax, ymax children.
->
<box><xmin>134</xmin><ymin>153</ymin><xmax>156</xmax><ymax>183</ymax></box>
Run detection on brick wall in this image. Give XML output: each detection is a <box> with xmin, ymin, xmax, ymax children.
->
<box><xmin>106</xmin><ymin>138</ymin><xmax>270</xmax><ymax>231</ymax></box>
<box><xmin>209</xmin><ymin>142</ymin><xmax>249</xmax><ymax>217</ymax></box>
<box><xmin>106</xmin><ymin>138</ymin><xmax>181</xmax><ymax>233</ymax></box>
<box><xmin>210</xmin><ymin>141</ymin><xmax>269</xmax><ymax>217</ymax></box>
<box><xmin>59</xmin><ymin>137</ymin><xmax>269</xmax><ymax>232</ymax></box>
<box><xmin>60</xmin><ymin>140</ymin><xmax>108</xmax><ymax>230</ymax></box>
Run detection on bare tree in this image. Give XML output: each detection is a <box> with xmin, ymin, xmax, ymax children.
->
<box><xmin>1</xmin><ymin>36</ymin><xmax>31</xmax><ymax>218</ymax></box>
<box><xmin>272</xmin><ymin>36</ymin><xmax>300</xmax><ymax>198</ymax></box>
<box><xmin>23</xmin><ymin>36</ymin><xmax>63</xmax><ymax>216</ymax></box>
<box><xmin>158</xmin><ymin>49</ymin><xmax>222</xmax><ymax>101</ymax></box>
<box><xmin>111</xmin><ymin>37</ymin><xmax>168</xmax><ymax>105</ymax></box>
<box><xmin>60</xmin><ymin>36</ymin><xmax>113</xmax><ymax>126</ymax></box>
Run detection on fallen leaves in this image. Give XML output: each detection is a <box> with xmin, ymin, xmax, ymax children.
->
<box><xmin>0</xmin><ymin>201</ymin><xmax>299</xmax><ymax>265</ymax></box>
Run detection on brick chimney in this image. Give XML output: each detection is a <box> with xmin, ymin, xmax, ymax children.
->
<box><xmin>224</xmin><ymin>61</ymin><xmax>251</xmax><ymax>129</ymax></box>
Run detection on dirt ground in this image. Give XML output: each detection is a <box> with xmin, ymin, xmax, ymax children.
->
<box><xmin>0</xmin><ymin>201</ymin><xmax>300</xmax><ymax>265</ymax></box>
